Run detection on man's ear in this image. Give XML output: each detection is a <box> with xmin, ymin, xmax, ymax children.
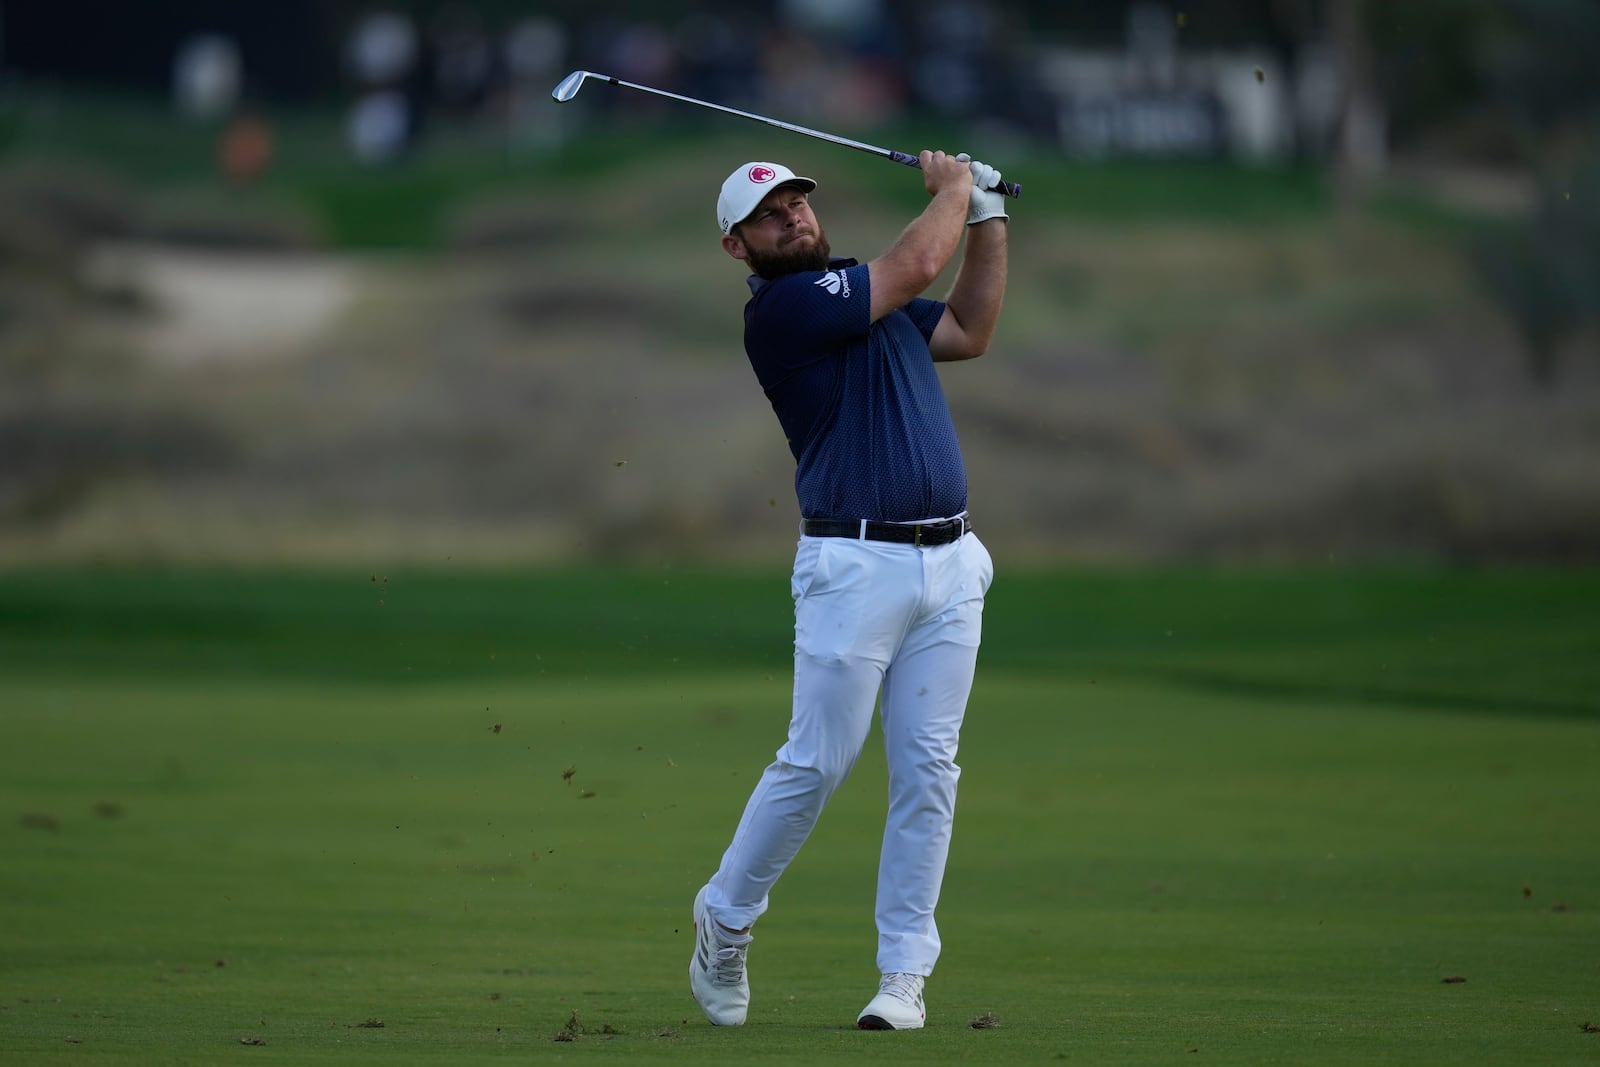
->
<box><xmin>721</xmin><ymin>233</ymin><xmax>748</xmax><ymax>262</ymax></box>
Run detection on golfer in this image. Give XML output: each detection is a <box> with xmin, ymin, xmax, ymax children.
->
<box><xmin>690</xmin><ymin>150</ymin><xmax>1009</xmax><ymax>1030</ymax></box>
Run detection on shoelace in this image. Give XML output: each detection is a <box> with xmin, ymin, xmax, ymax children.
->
<box><xmin>710</xmin><ymin>942</ymin><xmax>747</xmax><ymax>986</ymax></box>
<box><xmin>879</xmin><ymin>972</ymin><xmax>923</xmax><ymax>1005</ymax></box>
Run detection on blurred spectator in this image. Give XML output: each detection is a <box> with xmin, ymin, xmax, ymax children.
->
<box><xmin>909</xmin><ymin>0</ymin><xmax>997</xmax><ymax>118</ymax></box>
<box><xmin>429</xmin><ymin>4</ymin><xmax>496</xmax><ymax>119</ymax></box>
<box><xmin>607</xmin><ymin>22</ymin><xmax>676</xmax><ymax>108</ymax></box>
<box><xmin>344</xmin><ymin>9</ymin><xmax>421</xmax><ymax>163</ymax></box>
<box><xmin>347</xmin><ymin>89</ymin><xmax>412</xmax><ymax>163</ymax></box>
<box><xmin>768</xmin><ymin>0</ymin><xmax>903</xmax><ymax>126</ymax></box>
<box><xmin>779</xmin><ymin>0</ymin><xmax>884</xmax><ymax>40</ymax></box>
<box><xmin>172</xmin><ymin>34</ymin><xmax>242</xmax><ymax>121</ymax></box>
<box><xmin>568</xmin><ymin>17</ymin><xmax>678</xmax><ymax>115</ymax></box>
<box><xmin>218</xmin><ymin>107</ymin><xmax>275</xmax><ymax>184</ymax></box>
<box><xmin>504</xmin><ymin>15</ymin><xmax>569</xmax><ymax>151</ymax></box>
<box><xmin>674</xmin><ymin>13</ymin><xmax>759</xmax><ymax>108</ymax></box>
<box><xmin>345</xmin><ymin>10</ymin><xmax>419</xmax><ymax>87</ymax></box>
<box><xmin>761</xmin><ymin>28</ymin><xmax>831</xmax><ymax>120</ymax></box>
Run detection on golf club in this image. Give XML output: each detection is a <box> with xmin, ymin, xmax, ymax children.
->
<box><xmin>551</xmin><ymin>69</ymin><xmax>1022</xmax><ymax>200</ymax></box>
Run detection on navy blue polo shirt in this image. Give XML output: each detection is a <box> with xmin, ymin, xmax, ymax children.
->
<box><xmin>743</xmin><ymin>257</ymin><xmax>968</xmax><ymax>522</ymax></box>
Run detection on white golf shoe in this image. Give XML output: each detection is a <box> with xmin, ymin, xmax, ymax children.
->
<box><xmin>689</xmin><ymin>886</ymin><xmax>751</xmax><ymax>1026</ymax></box>
<box><xmin>856</xmin><ymin>971</ymin><xmax>926</xmax><ymax>1030</ymax></box>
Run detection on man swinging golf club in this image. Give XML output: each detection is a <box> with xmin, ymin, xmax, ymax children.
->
<box><xmin>689</xmin><ymin>150</ymin><xmax>1009</xmax><ymax>1030</ymax></box>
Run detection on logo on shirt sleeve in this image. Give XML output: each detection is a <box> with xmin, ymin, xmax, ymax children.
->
<box><xmin>814</xmin><ymin>270</ymin><xmax>851</xmax><ymax>297</ymax></box>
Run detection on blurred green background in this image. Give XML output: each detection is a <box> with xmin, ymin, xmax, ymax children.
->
<box><xmin>2</xmin><ymin>0</ymin><xmax>1597</xmax><ymax>567</ymax></box>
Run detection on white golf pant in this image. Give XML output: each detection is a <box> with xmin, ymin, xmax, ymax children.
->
<box><xmin>704</xmin><ymin>529</ymin><xmax>994</xmax><ymax>976</ymax></box>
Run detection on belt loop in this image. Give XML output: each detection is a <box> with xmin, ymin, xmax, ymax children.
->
<box><xmin>914</xmin><ymin>523</ymin><xmax>924</xmax><ymax>547</ymax></box>
<box><xmin>859</xmin><ymin>519</ymin><xmax>868</xmax><ymax>540</ymax></box>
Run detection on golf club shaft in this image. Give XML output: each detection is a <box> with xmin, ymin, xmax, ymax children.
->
<box><xmin>560</xmin><ymin>72</ymin><xmax>1021</xmax><ymax>199</ymax></box>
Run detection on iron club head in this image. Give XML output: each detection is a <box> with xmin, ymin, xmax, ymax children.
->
<box><xmin>550</xmin><ymin>70</ymin><xmax>591</xmax><ymax>103</ymax></box>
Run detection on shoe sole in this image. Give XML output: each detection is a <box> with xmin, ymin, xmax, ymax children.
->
<box><xmin>857</xmin><ymin>1015</ymin><xmax>895</xmax><ymax>1030</ymax></box>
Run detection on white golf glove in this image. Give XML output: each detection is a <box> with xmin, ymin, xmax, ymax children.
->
<box><xmin>957</xmin><ymin>152</ymin><xmax>1008</xmax><ymax>225</ymax></box>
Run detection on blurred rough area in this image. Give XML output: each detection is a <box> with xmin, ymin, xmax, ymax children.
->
<box><xmin>2</xmin><ymin>160</ymin><xmax>1597</xmax><ymax>566</ymax></box>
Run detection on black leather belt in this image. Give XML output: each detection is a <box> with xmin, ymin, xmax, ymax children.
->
<box><xmin>802</xmin><ymin>516</ymin><xmax>971</xmax><ymax>547</ymax></box>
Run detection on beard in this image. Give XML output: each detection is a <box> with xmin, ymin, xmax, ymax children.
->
<box><xmin>744</xmin><ymin>228</ymin><xmax>832</xmax><ymax>279</ymax></box>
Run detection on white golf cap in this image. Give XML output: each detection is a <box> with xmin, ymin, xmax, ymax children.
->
<box><xmin>717</xmin><ymin>161</ymin><xmax>817</xmax><ymax>235</ymax></box>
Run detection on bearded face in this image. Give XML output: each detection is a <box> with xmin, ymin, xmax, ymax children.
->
<box><xmin>740</xmin><ymin>226</ymin><xmax>833</xmax><ymax>279</ymax></box>
<box><xmin>724</xmin><ymin>186</ymin><xmax>834</xmax><ymax>279</ymax></box>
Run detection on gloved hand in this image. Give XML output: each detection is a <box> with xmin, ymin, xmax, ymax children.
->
<box><xmin>957</xmin><ymin>153</ymin><xmax>1008</xmax><ymax>225</ymax></box>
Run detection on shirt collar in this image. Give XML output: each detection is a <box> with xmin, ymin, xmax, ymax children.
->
<box><xmin>746</xmin><ymin>256</ymin><xmax>859</xmax><ymax>296</ymax></box>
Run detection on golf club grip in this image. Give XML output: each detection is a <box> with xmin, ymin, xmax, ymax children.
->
<box><xmin>888</xmin><ymin>150</ymin><xmax>1022</xmax><ymax>199</ymax></box>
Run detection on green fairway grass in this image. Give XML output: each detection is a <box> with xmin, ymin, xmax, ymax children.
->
<box><xmin>2</xmin><ymin>567</ymin><xmax>1597</xmax><ymax>1064</ymax></box>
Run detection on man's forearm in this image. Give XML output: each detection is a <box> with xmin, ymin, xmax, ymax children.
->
<box><xmin>869</xmin><ymin>184</ymin><xmax>970</xmax><ymax>322</ymax></box>
<box><xmin>891</xmin><ymin>185</ymin><xmax>969</xmax><ymax>281</ymax></box>
<box><xmin>943</xmin><ymin>219</ymin><xmax>1008</xmax><ymax>354</ymax></box>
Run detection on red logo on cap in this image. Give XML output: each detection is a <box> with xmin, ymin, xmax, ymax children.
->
<box><xmin>748</xmin><ymin>165</ymin><xmax>777</xmax><ymax>184</ymax></box>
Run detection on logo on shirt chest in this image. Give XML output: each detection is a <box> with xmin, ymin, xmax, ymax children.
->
<box><xmin>814</xmin><ymin>270</ymin><xmax>851</xmax><ymax>298</ymax></box>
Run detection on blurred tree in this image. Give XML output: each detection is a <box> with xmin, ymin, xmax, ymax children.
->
<box><xmin>1472</xmin><ymin>161</ymin><xmax>1600</xmax><ymax>383</ymax></box>
<box><xmin>1466</xmin><ymin>0</ymin><xmax>1600</xmax><ymax>383</ymax></box>
<box><xmin>1330</xmin><ymin>0</ymin><xmax>1383</xmax><ymax>212</ymax></box>
<box><xmin>1367</xmin><ymin>0</ymin><xmax>1506</xmax><ymax>159</ymax></box>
